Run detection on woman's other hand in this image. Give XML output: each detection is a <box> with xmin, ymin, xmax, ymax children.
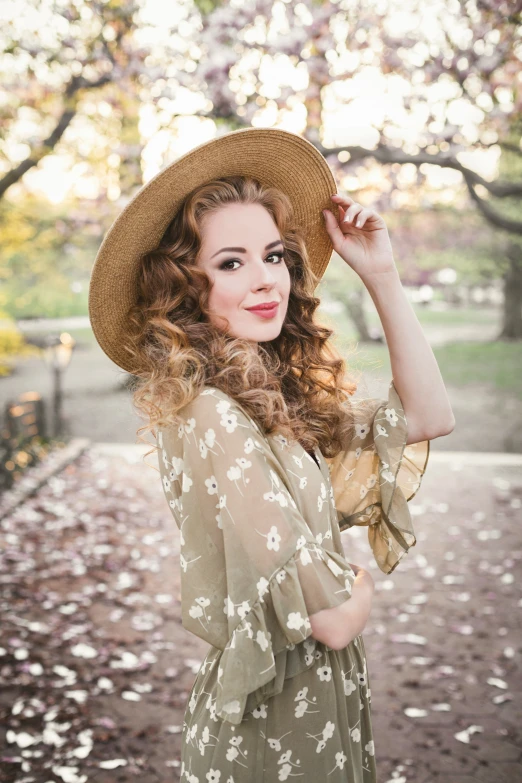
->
<box><xmin>322</xmin><ymin>193</ymin><xmax>397</xmax><ymax>282</ymax></box>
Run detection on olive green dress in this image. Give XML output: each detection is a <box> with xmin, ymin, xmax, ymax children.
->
<box><xmin>157</xmin><ymin>381</ymin><xmax>430</xmax><ymax>782</ymax></box>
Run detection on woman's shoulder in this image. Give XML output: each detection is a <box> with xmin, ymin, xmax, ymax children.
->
<box><xmin>185</xmin><ymin>386</ymin><xmax>263</xmax><ymax>435</ymax></box>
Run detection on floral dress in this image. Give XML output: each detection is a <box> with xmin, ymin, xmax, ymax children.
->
<box><xmin>157</xmin><ymin>381</ymin><xmax>430</xmax><ymax>782</ymax></box>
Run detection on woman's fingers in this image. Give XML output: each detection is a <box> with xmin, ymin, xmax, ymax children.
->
<box><xmin>342</xmin><ymin>204</ymin><xmax>365</xmax><ymax>226</ymax></box>
<box><xmin>330</xmin><ymin>194</ymin><xmax>374</xmax><ymax>229</ymax></box>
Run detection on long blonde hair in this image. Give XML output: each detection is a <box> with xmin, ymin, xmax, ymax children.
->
<box><xmin>126</xmin><ymin>175</ymin><xmax>358</xmax><ymax>462</ymax></box>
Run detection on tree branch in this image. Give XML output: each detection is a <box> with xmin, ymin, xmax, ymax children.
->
<box><xmin>0</xmin><ymin>73</ymin><xmax>112</xmax><ymax>199</ymax></box>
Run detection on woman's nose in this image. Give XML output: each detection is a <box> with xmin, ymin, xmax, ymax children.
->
<box><xmin>253</xmin><ymin>259</ymin><xmax>277</xmax><ymax>282</ymax></box>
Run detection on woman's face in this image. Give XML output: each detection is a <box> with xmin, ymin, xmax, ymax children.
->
<box><xmin>196</xmin><ymin>202</ymin><xmax>291</xmax><ymax>341</ymax></box>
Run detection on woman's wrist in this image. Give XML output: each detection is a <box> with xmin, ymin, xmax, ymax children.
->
<box><xmin>334</xmin><ymin>569</ymin><xmax>375</xmax><ymax>648</ymax></box>
<box><xmin>353</xmin><ymin>568</ymin><xmax>375</xmax><ymax>596</ymax></box>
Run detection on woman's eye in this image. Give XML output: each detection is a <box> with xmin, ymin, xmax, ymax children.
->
<box><xmin>219</xmin><ymin>252</ymin><xmax>285</xmax><ymax>271</ymax></box>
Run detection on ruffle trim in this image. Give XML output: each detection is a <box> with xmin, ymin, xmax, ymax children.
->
<box><xmin>214</xmin><ymin>542</ymin><xmax>356</xmax><ymax>724</ymax></box>
<box><xmin>338</xmin><ymin>380</ymin><xmax>431</xmax><ymax>575</ymax></box>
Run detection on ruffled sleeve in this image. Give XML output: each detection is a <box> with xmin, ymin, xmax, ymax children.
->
<box><xmin>157</xmin><ymin>387</ymin><xmax>360</xmax><ymax>725</ymax></box>
<box><xmin>325</xmin><ymin>380</ymin><xmax>430</xmax><ymax>576</ymax></box>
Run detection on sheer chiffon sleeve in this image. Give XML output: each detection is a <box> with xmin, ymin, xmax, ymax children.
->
<box><xmin>325</xmin><ymin>380</ymin><xmax>430</xmax><ymax>575</ymax></box>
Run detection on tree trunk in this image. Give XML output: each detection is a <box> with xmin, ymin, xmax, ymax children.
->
<box><xmin>345</xmin><ymin>290</ymin><xmax>375</xmax><ymax>343</ymax></box>
<box><xmin>499</xmin><ymin>242</ymin><xmax>522</xmax><ymax>340</ymax></box>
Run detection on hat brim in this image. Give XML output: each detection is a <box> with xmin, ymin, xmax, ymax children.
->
<box><xmin>88</xmin><ymin>127</ymin><xmax>337</xmax><ymax>373</ymax></box>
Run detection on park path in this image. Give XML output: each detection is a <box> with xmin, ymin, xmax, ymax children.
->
<box><xmin>0</xmin><ymin>444</ymin><xmax>521</xmax><ymax>783</ymax></box>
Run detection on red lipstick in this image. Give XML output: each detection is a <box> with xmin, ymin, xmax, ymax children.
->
<box><xmin>246</xmin><ymin>301</ymin><xmax>279</xmax><ymax>319</ymax></box>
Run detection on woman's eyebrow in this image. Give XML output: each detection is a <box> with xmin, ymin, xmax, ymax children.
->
<box><xmin>210</xmin><ymin>239</ymin><xmax>283</xmax><ymax>259</ymax></box>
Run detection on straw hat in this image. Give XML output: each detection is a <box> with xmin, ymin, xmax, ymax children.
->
<box><xmin>88</xmin><ymin>126</ymin><xmax>337</xmax><ymax>374</ymax></box>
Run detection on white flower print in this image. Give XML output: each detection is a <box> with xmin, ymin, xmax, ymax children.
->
<box><xmin>182</xmin><ymin>472</ymin><xmax>193</xmax><ymax>493</ymax></box>
<box><xmin>237</xmin><ymin>600</ymin><xmax>251</xmax><ymax>620</ymax></box>
<box><xmin>365</xmin><ymin>740</ymin><xmax>375</xmax><ymax>755</ymax></box>
<box><xmin>355</xmin><ymin>422</ymin><xmax>370</xmax><ymax>439</ymax></box>
<box><xmin>256</xmin><ymin>576</ymin><xmax>270</xmax><ymax>601</ymax></box>
<box><xmin>298</xmin><ymin>546</ymin><xmax>312</xmax><ymax>566</ymax></box>
<box><xmin>251</xmin><ymin>702</ymin><xmax>268</xmax><ymax>719</ymax></box>
<box><xmin>384</xmin><ymin>406</ymin><xmax>399</xmax><ymax>426</ymax></box>
<box><xmin>162</xmin><ymin>474</ymin><xmax>171</xmax><ymax>493</ymax></box>
<box><xmin>227</xmin><ymin>464</ymin><xmax>243</xmax><ymax>484</ymax></box>
<box><xmin>169</xmin><ymin>498</ymin><xmax>185</xmax><ymax>524</ymax></box>
<box><xmin>205</xmin><ymin>475</ymin><xmax>219</xmax><ymax>495</ymax></box>
<box><xmin>267</xmin><ymin>735</ymin><xmax>285</xmax><ymax>751</ymax></box>
<box><xmin>286</xmin><ymin>611</ymin><xmax>308</xmax><ymax>632</ymax></box>
<box><xmin>323</xmin><ymin>721</ymin><xmax>335</xmax><ymax>740</ymax></box>
<box><xmin>366</xmin><ymin>473</ymin><xmax>377</xmax><ymax>489</ymax></box>
<box><xmin>222</xmin><ymin>699</ymin><xmax>241</xmax><ymax>715</ymax></box>
<box><xmin>206</xmin><ymin>768</ymin><xmax>221</xmax><ymax>782</ymax></box>
<box><xmin>376</xmin><ymin>423</ymin><xmax>389</xmax><ymax>438</ymax></box>
<box><xmin>275</xmin><ymin>569</ymin><xmax>286</xmax><ymax>584</ymax></box>
<box><xmin>293</xmin><ymin>685</ymin><xmax>319</xmax><ymax>718</ymax></box>
<box><xmin>185</xmin><ymin>417</ymin><xmax>196</xmax><ymax>435</ymax></box>
<box><xmin>317</xmin><ymin>665</ymin><xmax>332</xmax><ymax>682</ymax></box>
<box><xmin>355</xmin><ymin>446</ymin><xmax>362</xmax><ymax>459</ymax></box>
<box><xmin>204</xmin><ymin>427</ymin><xmax>217</xmax><ymax>448</ymax></box>
<box><xmin>269</xmin><ymin>469</ymin><xmax>281</xmax><ymax>488</ymax></box>
<box><xmin>329</xmin><ymin>750</ymin><xmax>348</xmax><ymax>773</ymax></box>
<box><xmin>272</xmin><ymin>433</ymin><xmax>289</xmax><ymax>448</ymax></box>
<box><xmin>243</xmin><ymin>436</ymin><xmax>257</xmax><ymax>455</ymax></box>
<box><xmin>180</xmin><ymin>551</ymin><xmax>201</xmax><ymax>574</ymax></box>
<box><xmin>262</xmin><ymin>525</ymin><xmax>282</xmax><ymax>552</ymax></box>
<box><xmin>255</xmin><ymin>629</ymin><xmax>271</xmax><ymax>651</ymax></box>
<box><xmin>381</xmin><ymin>468</ymin><xmax>396</xmax><ymax>483</ymax></box>
<box><xmin>343</xmin><ymin>467</ymin><xmax>355</xmax><ymax>483</ymax></box>
<box><xmin>236</xmin><ymin>457</ymin><xmax>251</xmax><ymax>473</ymax></box>
<box><xmin>350</xmin><ymin>727</ymin><xmax>361</xmax><ymax>743</ymax></box>
<box><xmin>359</xmin><ymin>483</ymin><xmax>369</xmax><ymax>500</ymax></box>
<box><xmin>224</xmin><ymin>596</ymin><xmax>235</xmax><ymax>618</ymax></box>
<box><xmin>344</xmin><ymin>678</ymin><xmax>356</xmax><ymax>696</ymax></box>
<box><xmin>220</xmin><ymin>411</ymin><xmax>240</xmax><ymax>434</ymax></box>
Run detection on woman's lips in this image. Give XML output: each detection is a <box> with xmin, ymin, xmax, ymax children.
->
<box><xmin>246</xmin><ymin>303</ymin><xmax>279</xmax><ymax>319</ymax></box>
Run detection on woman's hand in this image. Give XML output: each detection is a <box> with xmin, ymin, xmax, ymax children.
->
<box><xmin>334</xmin><ymin>565</ymin><xmax>375</xmax><ymax>648</ymax></box>
<box><xmin>322</xmin><ymin>193</ymin><xmax>397</xmax><ymax>282</ymax></box>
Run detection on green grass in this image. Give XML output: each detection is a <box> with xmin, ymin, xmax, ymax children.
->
<box><xmin>366</xmin><ymin>305</ymin><xmax>500</xmax><ymax>328</ymax></box>
<box><xmin>326</xmin><ymin>338</ymin><xmax>521</xmax><ymax>396</ymax></box>
<box><xmin>317</xmin><ymin>301</ymin><xmax>521</xmax><ymax>395</ymax></box>
<box><xmin>432</xmin><ymin>340</ymin><xmax>522</xmax><ymax>394</ymax></box>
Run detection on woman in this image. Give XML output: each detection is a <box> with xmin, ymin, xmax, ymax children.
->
<box><xmin>89</xmin><ymin>128</ymin><xmax>454</xmax><ymax>781</ymax></box>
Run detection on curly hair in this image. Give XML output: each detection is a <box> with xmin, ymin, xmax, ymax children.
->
<box><xmin>126</xmin><ymin>174</ymin><xmax>360</xmax><ymax>465</ymax></box>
